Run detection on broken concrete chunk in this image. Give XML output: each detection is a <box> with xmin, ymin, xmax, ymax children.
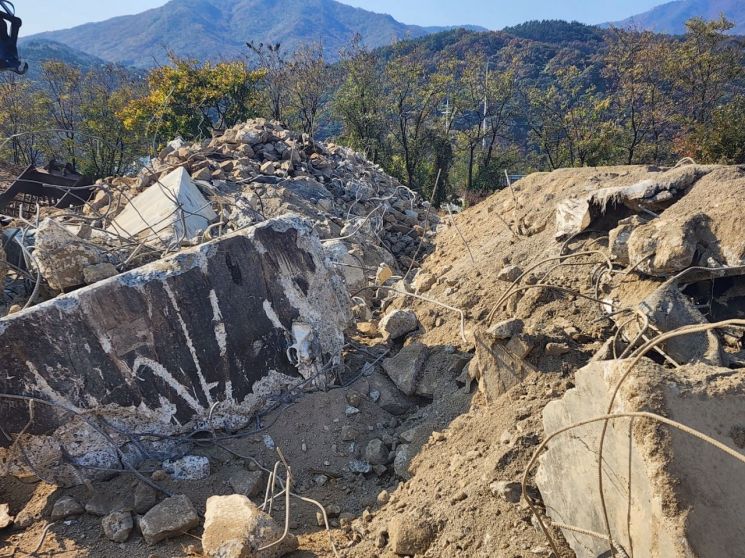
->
<box><xmin>82</xmin><ymin>262</ymin><xmax>118</xmax><ymax>285</ymax></box>
<box><xmin>489</xmin><ymin>480</ymin><xmax>522</xmax><ymax>503</ymax></box>
<box><xmin>134</xmin><ymin>482</ymin><xmax>158</xmax><ymax>514</ymax></box>
<box><xmin>140</xmin><ymin>494</ymin><xmax>199</xmax><ymax>545</ymax></box>
<box><xmin>51</xmin><ymin>496</ymin><xmax>84</xmax><ymax>521</ymax></box>
<box><xmin>366</xmin><ymin>372</ymin><xmax>414</xmax><ymax>416</ymax></box>
<box><xmin>0</xmin><ymin>216</ymin><xmax>350</xmax><ymax>485</ymax></box>
<box><xmin>107</xmin><ymin>167</ymin><xmax>218</xmax><ymax>248</ymax></box>
<box><xmin>33</xmin><ymin>218</ymin><xmax>113</xmax><ymax>291</ymax></box>
<box><xmin>163</xmin><ymin>455</ymin><xmax>210</xmax><ymax>481</ymax></box>
<box><xmin>468</xmin><ymin>330</ymin><xmax>536</xmax><ymax>402</ymax></box>
<box><xmin>379</xmin><ymin>309</ymin><xmax>418</xmax><ymax>340</ymax></box>
<box><xmin>393</xmin><ymin>444</ymin><xmax>413</xmax><ymax>480</ymax></box>
<box><xmin>0</xmin><ymin>504</ymin><xmax>13</xmax><ymax>530</ymax></box>
<box><xmin>497</xmin><ymin>265</ymin><xmax>523</xmax><ymax>283</ymax></box>
<box><xmin>202</xmin><ymin>495</ymin><xmax>298</xmax><ymax>558</ymax></box>
<box><xmin>102</xmin><ymin>510</ymin><xmax>133</xmax><ymax>543</ymax></box>
<box><xmin>228</xmin><ymin>469</ymin><xmax>264</xmax><ymax>498</ymax></box>
<box><xmin>365</xmin><ymin>439</ymin><xmax>390</xmax><ymax>466</ymax></box>
<box><xmin>487</xmin><ymin>318</ymin><xmax>524</xmax><ymax>340</ymax></box>
<box><xmin>537</xmin><ymin>359</ymin><xmax>745</xmax><ymax>557</ymax></box>
<box><xmin>382</xmin><ymin>342</ymin><xmax>428</xmax><ymax>396</ymax></box>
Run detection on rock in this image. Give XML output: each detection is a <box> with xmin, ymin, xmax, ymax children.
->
<box><xmin>34</xmin><ymin>218</ymin><xmax>113</xmax><ymax>291</ymax></box>
<box><xmin>497</xmin><ymin>265</ymin><xmax>523</xmax><ymax>283</ymax></box>
<box><xmin>229</xmin><ymin>469</ymin><xmax>264</xmax><ymax>498</ymax></box>
<box><xmin>140</xmin><ymin>494</ymin><xmax>200</xmax><ymax>545</ymax></box>
<box><xmin>85</xmin><ymin>493</ymin><xmax>113</xmax><ymax>516</ymax></box>
<box><xmin>367</xmin><ymin>372</ymin><xmax>414</xmax><ymax>416</ymax></box>
<box><xmin>345</xmin><ymin>405</ymin><xmax>360</xmax><ymax>417</ymax></box>
<box><xmin>0</xmin><ymin>504</ymin><xmax>13</xmax><ymax>530</ymax></box>
<box><xmin>349</xmin><ymin>459</ymin><xmax>372</xmax><ymax>474</ymax></box>
<box><xmin>341</xmin><ymin>425</ymin><xmax>360</xmax><ymax>442</ymax></box>
<box><xmin>506</xmin><ymin>334</ymin><xmax>535</xmax><ymax>359</ymax></box>
<box><xmin>356</xmin><ymin>322</ymin><xmax>379</xmax><ymax>337</ymax></box>
<box><xmin>365</xmin><ymin>439</ymin><xmax>389</xmax><ymax>466</ymax></box>
<box><xmin>544</xmin><ymin>342</ymin><xmax>571</xmax><ymax>357</ymax></box>
<box><xmin>202</xmin><ymin>495</ymin><xmax>298</xmax><ymax>558</ymax></box>
<box><xmin>388</xmin><ymin>515</ymin><xmax>436</xmax><ymax>556</ymax></box>
<box><xmin>102</xmin><ymin>511</ymin><xmax>133</xmax><ymax>543</ymax></box>
<box><xmin>51</xmin><ymin>496</ymin><xmax>84</xmax><ymax>521</ymax></box>
<box><xmin>82</xmin><ymin>262</ymin><xmax>118</xmax><ymax>285</ymax></box>
<box><xmin>490</xmin><ymin>481</ymin><xmax>522</xmax><ymax>503</ymax></box>
<box><xmin>134</xmin><ymin>482</ymin><xmax>158</xmax><ymax>514</ymax></box>
<box><xmin>163</xmin><ymin>455</ymin><xmax>210</xmax><ymax>481</ymax></box>
<box><xmin>377</xmin><ymin>490</ymin><xmax>390</xmax><ymax>505</ymax></box>
<box><xmin>393</xmin><ymin>444</ymin><xmax>413</xmax><ymax>480</ymax></box>
<box><xmin>487</xmin><ymin>318</ymin><xmax>524</xmax><ymax>340</ymax></box>
<box><xmin>413</xmin><ymin>272</ymin><xmax>436</xmax><ymax>293</ymax></box>
<box><xmin>379</xmin><ymin>309</ymin><xmax>419</xmax><ymax>340</ymax></box>
<box><xmin>345</xmin><ymin>390</ymin><xmax>363</xmax><ymax>407</ymax></box>
<box><xmin>382</xmin><ymin>342</ymin><xmax>429</xmax><ymax>396</ymax></box>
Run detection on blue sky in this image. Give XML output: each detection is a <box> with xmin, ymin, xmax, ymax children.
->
<box><xmin>19</xmin><ymin>0</ymin><xmax>663</xmax><ymax>35</ymax></box>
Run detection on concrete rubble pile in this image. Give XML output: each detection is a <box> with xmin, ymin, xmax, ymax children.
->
<box><xmin>0</xmin><ymin>119</ymin><xmax>437</xmax><ymax>486</ymax></box>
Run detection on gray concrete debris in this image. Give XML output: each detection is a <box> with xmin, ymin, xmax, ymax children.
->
<box><xmin>489</xmin><ymin>480</ymin><xmax>522</xmax><ymax>503</ymax></box>
<box><xmin>50</xmin><ymin>495</ymin><xmax>84</xmax><ymax>521</ymax></box>
<box><xmin>497</xmin><ymin>265</ymin><xmax>523</xmax><ymax>283</ymax></box>
<box><xmin>102</xmin><ymin>511</ymin><xmax>133</xmax><ymax>543</ymax></box>
<box><xmin>228</xmin><ymin>469</ymin><xmax>264</xmax><ymax>498</ymax></box>
<box><xmin>163</xmin><ymin>455</ymin><xmax>210</xmax><ymax>481</ymax></box>
<box><xmin>33</xmin><ymin>218</ymin><xmax>115</xmax><ymax>291</ymax></box>
<box><xmin>0</xmin><ymin>215</ymin><xmax>350</xmax><ymax>485</ymax></box>
<box><xmin>466</xmin><ymin>330</ymin><xmax>536</xmax><ymax>401</ymax></box>
<box><xmin>134</xmin><ymin>482</ymin><xmax>158</xmax><ymax>514</ymax></box>
<box><xmin>82</xmin><ymin>262</ymin><xmax>119</xmax><ymax>285</ymax></box>
<box><xmin>382</xmin><ymin>342</ymin><xmax>429</xmax><ymax>397</ymax></box>
<box><xmin>202</xmin><ymin>494</ymin><xmax>298</xmax><ymax>558</ymax></box>
<box><xmin>379</xmin><ymin>309</ymin><xmax>419</xmax><ymax>340</ymax></box>
<box><xmin>365</xmin><ymin>439</ymin><xmax>390</xmax><ymax>466</ymax></box>
<box><xmin>537</xmin><ymin>359</ymin><xmax>745</xmax><ymax>558</ymax></box>
<box><xmin>140</xmin><ymin>494</ymin><xmax>200</xmax><ymax>545</ymax></box>
<box><xmin>366</xmin><ymin>372</ymin><xmax>414</xmax><ymax>416</ymax></box>
<box><xmin>393</xmin><ymin>444</ymin><xmax>413</xmax><ymax>480</ymax></box>
<box><xmin>487</xmin><ymin>318</ymin><xmax>524</xmax><ymax>340</ymax></box>
<box><xmin>108</xmin><ymin>167</ymin><xmax>218</xmax><ymax>249</ymax></box>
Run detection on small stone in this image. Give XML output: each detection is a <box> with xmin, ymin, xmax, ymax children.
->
<box><xmin>301</xmin><ymin>443</ymin><xmax>308</xmax><ymax>452</ymax></box>
<box><xmin>134</xmin><ymin>482</ymin><xmax>158</xmax><ymax>514</ymax></box>
<box><xmin>345</xmin><ymin>390</ymin><xmax>363</xmax><ymax>407</ymax></box>
<box><xmin>365</xmin><ymin>439</ymin><xmax>389</xmax><ymax>466</ymax></box>
<box><xmin>162</xmin><ymin>455</ymin><xmax>210</xmax><ymax>481</ymax></box>
<box><xmin>102</xmin><ymin>511</ymin><xmax>133</xmax><ymax>543</ymax></box>
<box><xmin>345</xmin><ymin>405</ymin><xmax>360</xmax><ymax>417</ymax></box>
<box><xmin>382</xmin><ymin>342</ymin><xmax>428</xmax><ymax>396</ymax></box>
<box><xmin>314</xmin><ymin>475</ymin><xmax>329</xmax><ymax>487</ymax></box>
<box><xmin>544</xmin><ymin>342</ymin><xmax>571</xmax><ymax>357</ymax></box>
<box><xmin>369</xmin><ymin>389</ymin><xmax>381</xmax><ymax>402</ymax></box>
<box><xmin>490</xmin><ymin>481</ymin><xmax>522</xmax><ymax>503</ymax></box>
<box><xmin>140</xmin><ymin>495</ymin><xmax>200</xmax><ymax>545</ymax></box>
<box><xmin>377</xmin><ymin>490</ymin><xmax>390</xmax><ymax>505</ymax></box>
<box><xmin>388</xmin><ymin>515</ymin><xmax>436</xmax><ymax>555</ymax></box>
<box><xmin>394</xmin><ymin>445</ymin><xmax>413</xmax><ymax>480</ymax></box>
<box><xmin>339</xmin><ymin>513</ymin><xmax>355</xmax><ymax>528</ymax></box>
<box><xmin>356</xmin><ymin>322</ymin><xmax>379</xmax><ymax>337</ymax></box>
<box><xmin>228</xmin><ymin>469</ymin><xmax>264</xmax><ymax>498</ymax></box>
<box><xmin>51</xmin><ymin>496</ymin><xmax>84</xmax><ymax>521</ymax></box>
<box><xmin>202</xmin><ymin>495</ymin><xmax>298</xmax><ymax>558</ymax></box>
<box><xmin>349</xmin><ymin>459</ymin><xmax>372</xmax><ymax>474</ymax></box>
<box><xmin>497</xmin><ymin>265</ymin><xmax>523</xmax><ymax>283</ymax></box>
<box><xmin>487</xmin><ymin>318</ymin><xmax>524</xmax><ymax>340</ymax></box>
<box><xmin>151</xmin><ymin>470</ymin><xmax>168</xmax><ymax>482</ymax></box>
<box><xmin>327</xmin><ymin>504</ymin><xmax>342</xmax><ymax>518</ymax></box>
<box><xmin>373</xmin><ymin>464</ymin><xmax>387</xmax><ymax>476</ymax></box>
<box><xmin>379</xmin><ymin>309</ymin><xmax>419</xmax><ymax>340</ymax></box>
<box><xmin>341</xmin><ymin>425</ymin><xmax>360</xmax><ymax>441</ymax></box>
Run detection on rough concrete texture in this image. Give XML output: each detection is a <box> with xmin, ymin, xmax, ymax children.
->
<box><xmin>140</xmin><ymin>494</ymin><xmax>200</xmax><ymax>545</ymax></box>
<box><xmin>0</xmin><ymin>215</ymin><xmax>350</xmax><ymax>484</ymax></box>
<box><xmin>537</xmin><ymin>359</ymin><xmax>745</xmax><ymax>558</ymax></box>
<box><xmin>202</xmin><ymin>494</ymin><xmax>298</xmax><ymax>558</ymax></box>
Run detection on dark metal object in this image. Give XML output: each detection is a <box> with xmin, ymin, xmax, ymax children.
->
<box><xmin>0</xmin><ymin>0</ymin><xmax>27</xmax><ymax>75</ymax></box>
<box><xmin>0</xmin><ymin>161</ymin><xmax>94</xmax><ymax>218</ymax></box>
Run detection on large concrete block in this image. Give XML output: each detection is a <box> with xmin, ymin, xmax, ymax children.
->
<box><xmin>536</xmin><ymin>359</ymin><xmax>745</xmax><ymax>558</ymax></box>
<box><xmin>0</xmin><ymin>215</ymin><xmax>350</xmax><ymax>483</ymax></box>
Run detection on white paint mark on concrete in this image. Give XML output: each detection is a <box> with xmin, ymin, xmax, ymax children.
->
<box><xmin>163</xmin><ymin>283</ymin><xmax>214</xmax><ymax>405</ymax></box>
<box><xmin>209</xmin><ymin>290</ymin><xmax>227</xmax><ymax>357</ymax></box>
<box><xmin>25</xmin><ymin>361</ymin><xmax>83</xmax><ymax>412</ymax></box>
<box><xmin>132</xmin><ymin>356</ymin><xmax>202</xmax><ymax>412</ymax></box>
<box><xmin>262</xmin><ymin>299</ymin><xmax>285</xmax><ymax>330</ymax></box>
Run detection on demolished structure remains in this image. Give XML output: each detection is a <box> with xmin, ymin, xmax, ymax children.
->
<box><xmin>1</xmin><ymin>119</ymin><xmax>744</xmax><ymax>557</ymax></box>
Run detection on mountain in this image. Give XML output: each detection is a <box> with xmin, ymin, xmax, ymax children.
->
<box><xmin>607</xmin><ymin>0</ymin><xmax>745</xmax><ymax>35</ymax></box>
<box><xmin>18</xmin><ymin>39</ymin><xmax>111</xmax><ymax>79</ymax></box>
<box><xmin>22</xmin><ymin>0</ymin><xmax>485</xmax><ymax>68</ymax></box>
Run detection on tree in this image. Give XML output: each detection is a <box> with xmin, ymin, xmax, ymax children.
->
<box><xmin>333</xmin><ymin>35</ymin><xmax>387</xmax><ymax>162</ymax></box>
<box><xmin>247</xmin><ymin>41</ymin><xmax>288</xmax><ymax>122</ymax></box>
<box><xmin>120</xmin><ymin>55</ymin><xmax>264</xmax><ymax>149</ymax></box>
<box><xmin>40</xmin><ymin>61</ymin><xmax>83</xmax><ymax>168</ymax></box>
<box><xmin>285</xmin><ymin>44</ymin><xmax>333</xmax><ymax>137</ymax></box>
<box><xmin>385</xmin><ymin>50</ymin><xmax>454</xmax><ymax>191</ymax></box>
<box><xmin>0</xmin><ymin>73</ymin><xmax>46</xmax><ymax>166</ymax></box>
